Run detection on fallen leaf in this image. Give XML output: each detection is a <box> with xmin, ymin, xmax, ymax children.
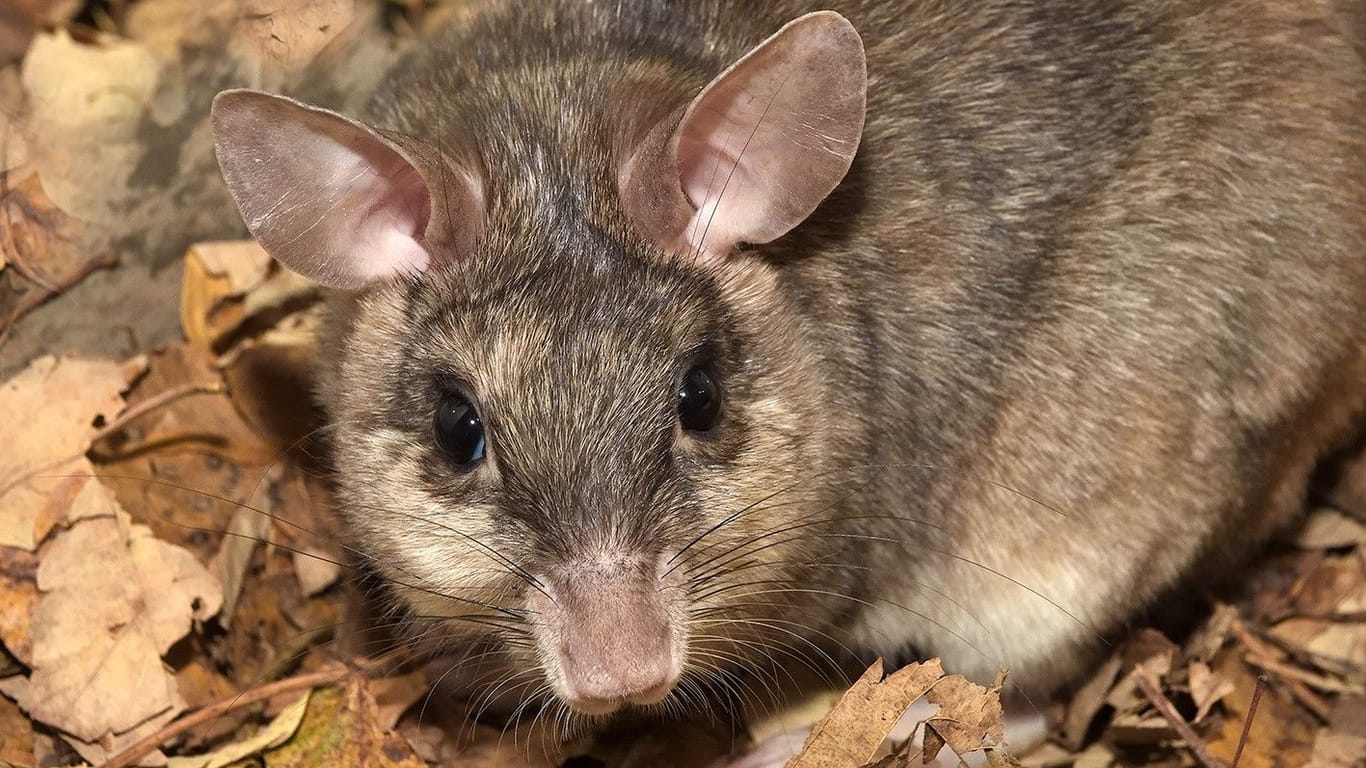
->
<box><xmin>1297</xmin><ymin>508</ymin><xmax>1366</xmax><ymax>549</ymax></box>
<box><xmin>747</xmin><ymin>688</ymin><xmax>845</xmax><ymax>744</ymax></box>
<box><xmin>0</xmin><ymin>354</ymin><xmax>146</xmax><ymax>550</ymax></box>
<box><xmin>0</xmin><ymin>545</ymin><xmax>38</xmax><ymax>664</ymax></box>
<box><xmin>293</xmin><ymin>545</ymin><xmax>341</xmax><ymax>598</ymax></box>
<box><xmin>209</xmin><ymin>504</ymin><xmax>271</xmax><ymax>628</ymax></box>
<box><xmin>173</xmin><ymin>658</ymin><xmax>244</xmax><ymax>747</ymax></box>
<box><xmin>0</xmin><ymin>354</ymin><xmax>146</xmax><ymax>489</ymax></box>
<box><xmin>20</xmin><ymin>29</ymin><xmax>174</xmax><ymax>220</ymax></box>
<box><xmin>1187</xmin><ymin>661</ymin><xmax>1234</xmax><ymax>723</ymax></box>
<box><xmin>166</xmin><ymin>690</ymin><xmax>312</xmax><ymax>768</ymax></box>
<box><xmin>99</xmin><ymin>343</ymin><xmax>278</xmax><ymax>466</ymax></box>
<box><xmin>1060</xmin><ymin>654</ymin><xmax>1122</xmax><ymax>750</ymax></box>
<box><xmin>922</xmin><ymin>673</ymin><xmax>1005</xmax><ymax>761</ymax></box>
<box><xmin>1206</xmin><ymin>661</ymin><xmax>1316</xmax><ymax>768</ymax></box>
<box><xmin>1309</xmin><ymin>730</ymin><xmax>1366</xmax><ymax>768</ymax></box>
<box><xmin>220</xmin><ymin>330</ymin><xmax>321</xmax><ymax>448</ymax></box>
<box><xmin>1072</xmin><ymin>742</ymin><xmax>1115</xmax><ymax>768</ymax></box>
<box><xmin>180</xmin><ymin>240</ymin><xmax>273</xmax><ymax>351</ymax></box>
<box><xmin>10</xmin><ymin>482</ymin><xmax>223</xmax><ymax>764</ymax></box>
<box><xmin>0</xmin><ymin>173</ymin><xmax>90</xmax><ymax>293</ymax></box>
<box><xmin>264</xmin><ymin>678</ymin><xmax>426</xmax><ymax>768</ymax></box>
<box><xmin>235</xmin><ymin>0</ymin><xmax>359</xmax><ymax>90</ymax></box>
<box><xmin>790</xmin><ymin>659</ymin><xmax>945</xmax><ymax>768</ymax></box>
<box><xmin>0</xmin><ymin>0</ymin><xmax>80</xmax><ymax>63</ymax></box>
<box><xmin>0</xmin><ymin>685</ymin><xmax>35</xmax><ymax>766</ymax></box>
<box><xmin>369</xmin><ymin>671</ymin><xmax>429</xmax><ymax>732</ymax></box>
<box><xmin>0</xmin><ymin>459</ymin><xmax>87</xmax><ymax>559</ymax></box>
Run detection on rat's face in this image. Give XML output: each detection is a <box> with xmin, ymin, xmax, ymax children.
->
<box><xmin>323</xmin><ymin>231</ymin><xmax>843</xmax><ymax>716</ymax></box>
<box><xmin>210</xmin><ymin>8</ymin><xmax>865</xmax><ymax>720</ymax></box>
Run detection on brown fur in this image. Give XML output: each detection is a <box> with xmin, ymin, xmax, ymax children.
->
<box><xmin>301</xmin><ymin>0</ymin><xmax>1366</xmax><ymax>716</ymax></box>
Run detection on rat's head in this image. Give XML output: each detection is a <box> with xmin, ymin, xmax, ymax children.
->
<box><xmin>211</xmin><ymin>12</ymin><xmax>866</xmax><ymax>717</ymax></box>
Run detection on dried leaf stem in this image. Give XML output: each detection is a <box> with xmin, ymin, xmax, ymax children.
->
<box><xmin>97</xmin><ymin>664</ymin><xmax>350</xmax><ymax>768</ymax></box>
<box><xmin>1132</xmin><ymin>667</ymin><xmax>1228</xmax><ymax>768</ymax></box>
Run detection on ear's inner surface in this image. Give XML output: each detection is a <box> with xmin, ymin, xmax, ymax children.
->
<box><xmin>210</xmin><ymin>89</ymin><xmax>482</xmax><ymax>290</ymax></box>
<box><xmin>620</xmin><ymin>11</ymin><xmax>868</xmax><ymax>260</ymax></box>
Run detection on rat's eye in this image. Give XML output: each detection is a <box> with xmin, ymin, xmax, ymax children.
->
<box><xmin>677</xmin><ymin>366</ymin><xmax>721</xmax><ymax>433</ymax></box>
<box><xmin>434</xmin><ymin>393</ymin><xmax>485</xmax><ymax>465</ymax></box>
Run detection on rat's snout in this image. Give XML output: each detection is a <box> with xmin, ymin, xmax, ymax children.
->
<box><xmin>531</xmin><ymin>558</ymin><xmax>682</xmax><ymax>715</ymax></box>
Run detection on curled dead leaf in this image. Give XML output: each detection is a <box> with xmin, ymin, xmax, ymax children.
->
<box><xmin>790</xmin><ymin>659</ymin><xmax>945</xmax><ymax>768</ymax></box>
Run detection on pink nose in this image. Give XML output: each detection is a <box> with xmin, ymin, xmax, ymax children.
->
<box><xmin>532</xmin><ymin>563</ymin><xmax>681</xmax><ymax>714</ymax></box>
<box><xmin>560</xmin><ymin>635</ymin><xmax>677</xmax><ymax>713</ymax></box>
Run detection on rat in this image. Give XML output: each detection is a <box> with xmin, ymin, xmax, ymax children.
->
<box><xmin>209</xmin><ymin>0</ymin><xmax>1366</xmax><ymax>760</ymax></box>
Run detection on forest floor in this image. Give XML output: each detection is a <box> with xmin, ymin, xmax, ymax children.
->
<box><xmin>0</xmin><ymin>2</ymin><xmax>1362</xmax><ymax>767</ymax></box>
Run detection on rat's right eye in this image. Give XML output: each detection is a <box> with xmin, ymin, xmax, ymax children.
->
<box><xmin>434</xmin><ymin>393</ymin><xmax>485</xmax><ymax>466</ymax></box>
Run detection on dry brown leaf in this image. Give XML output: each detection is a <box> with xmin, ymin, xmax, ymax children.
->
<box><xmin>1310</xmin><ymin>730</ymin><xmax>1366</xmax><ymax>768</ymax></box>
<box><xmin>0</xmin><ymin>0</ymin><xmax>80</xmax><ymax>62</ymax></box>
<box><xmin>0</xmin><ymin>172</ymin><xmax>89</xmax><ymax>291</ymax></box>
<box><xmin>1271</xmin><ymin>553</ymin><xmax>1366</xmax><ymax>671</ymax></box>
<box><xmin>173</xmin><ymin>658</ymin><xmax>245</xmax><ymax>747</ymax></box>
<box><xmin>293</xmin><ymin>545</ymin><xmax>341</xmax><ymax>597</ymax></box>
<box><xmin>19</xmin><ymin>29</ymin><xmax>173</xmax><ymax>221</ymax></box>
<box><xmin>220</xmin><ymin>330</ymin><xmax>321</xmax><ymax>448</ymax></box>
<box><xmin>397</xmin><ymin>712</ymin><xmax>566</xmax><ymax>768</ymax></box>
<box><xmin>180</xmin><ymin>240</ymin><xmax>273</xmax><ymax>350</ymax></box>
<box><xmin>1297</xmin><ymin>508</ymin><xmax>1366</xmax><ymax>549</ymax></box>
<box><xmin>166</xmin><ymin>691</ymin><xmax>312</xmax><ymax>768</ymax></box>
<box><xmin>0</xmin><ymin>459</ymin><xmax>88</xmax><ymax>559</ymax></box>
<box><xmin>192</xmin><ymin>240</ymin><xmax>273</xmax><ymax>297</ymax></box>
<box><xmin>234</xmin><ymin>0</ymin><xmax>359</xmax><ymax>90</ymax></box>
<box><xmin>369</xmin><ymin>670</ymin><xmax>429</xmax><ymax>732</ymax></box>
<box><xmin>1060</xmin><ymin>654</ymin><xmax>1122</xmax><ymax>750</ymax></box>
<box><xmin>747</xmin><ymin>688</ymin><xmax>846</xmax><ymax>744</ymax></box>
<box><xmin>790</xmin><ymin>659</ymin><xmax>945</xmax><ymax>768</ymax></box>
<box><xmin>0</xmin><ymin>354</ymin><xmax>145</xmax><ymax>489</ymax></box>
<box><xmin>1206</xmin><ymin>661</ymin><xmax>1317</xmax><ymax>768</ymax></box>
<box><xmin>922</xmin><ymin>673</ymin><xmax>1006</xmax><ymax>761</ymax></box>
<box><xmin>0</xmin><ymin>677</ymin><xmax>35</xmax><ymax>766</ymax></box>
<box><xmin>1186</xmin><ymin>661</ymin><xmax>1234</xmax><ymax>723</ymax></box>
<box><xmin>0</xmin><ymin>545</ymin><xmax>38</xmax><ymax>665</ymax></box>
<box><xmin>8</xmin><ymin>481</ymin><xmax>223</xmax><ymax>764</ymax></box>
<box><xmin>1072</xmin><ymin>743</ymin><xmax>1116</xmax><ymax>768</ymax></box>
<box><xmin>104</xmin><ymin>343</ymin><xmax>279</xmax><ymax>465</ymax></box>
<box><xmin>179</xmin><ymin>240</ymin><xmax>320</xmax><ymax>355</ymax></box>
<box><xmin>264</xmin><ymin>678</ymin><xmax>425</xmax><ymax>768</ymax></box>
<box><xmin>209</xmin><ymin>504</ymin><xmax>271</xmax><ymax>628</ymax></box>
<box><xmin>0</xmin><ymin>354</ymin><xmax>146</xmax><ymax>550</ymax></box>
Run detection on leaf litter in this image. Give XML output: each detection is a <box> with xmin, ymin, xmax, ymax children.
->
<box><xmin>0</xmin><ymin>2</ymin><xmax>1364</xmax><ymax>768</ymax></box>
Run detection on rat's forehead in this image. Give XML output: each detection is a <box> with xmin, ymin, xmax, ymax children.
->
<box><xmin>405</xmin><ymin>243</ymin><xmax>717</xmax><ymax>382</ymax></box>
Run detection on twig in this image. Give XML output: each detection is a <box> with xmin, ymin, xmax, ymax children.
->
<box><xmin>90</xmin><ymin>381</ymin><xmax>225</xmax><ymax>445</ymax></box>
<box><xmin>1231</xmin><ymin>675</ymin><xmax>1268</xmax><ymax>768</ymax></box>
<box><xmin>1284</xmin><ymin>679</ymin><xmax>1331</xmax><ymax>722</ymax></box>
<box><xmin>0</xmin><ymin>382</ymin><xmax>223</xmax><ymax>497</ymax></box>
<box><xmin>1293</xmin><ymin>610</ymin><xmax>1366</xmax><ymax>623</ymax></box>
<box><xmin>1132</xmin><ymin>666</ymin><xmax>1228</xmax><ymax>768</ymax></box>
<box><xmin>97</xmin><ymin>664</ymin><xmax>349</xmax><ymax>768</ymax></box>
<box><xmin>0</xmin><ymin>250</ymin><xmax>119</xmax><ymax>345</ymax></box>
<box><xmin>1244</xmin><ymin>655</ymin><xmax>1363</xmax><ymax>695</ymax></box>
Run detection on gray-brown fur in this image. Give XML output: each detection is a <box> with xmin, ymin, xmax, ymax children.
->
<box><xmin>295</xmin><ymin>0</ymin><xmax>1364</xmax><ymax>715</ymax></box>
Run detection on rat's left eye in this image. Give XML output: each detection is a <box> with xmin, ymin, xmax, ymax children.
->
<box><xmin>434</xmin><ymin>393</ymin><xmax>485</xmax><ymax>465</ymax></box>
<box><xmin>677</xmin><ymin>366</ymin><xmax>721</xmax><ymax>432</ymax></box>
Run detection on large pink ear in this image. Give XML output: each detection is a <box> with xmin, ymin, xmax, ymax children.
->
<box><xmin>621</xmin><ymin>11</ymin><xmax>866</xmax><ymax>259</ymax></box>
<box><xmin>210</xmin><ymin>89</ymin><xmax>482</xmax><ymax>289</ymax></box>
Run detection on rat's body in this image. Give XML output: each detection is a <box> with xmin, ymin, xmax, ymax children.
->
<box><xmin>213</xmin><ymin>0</ymin><xmax>1366</xmax><ymax>742</ymax></box>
